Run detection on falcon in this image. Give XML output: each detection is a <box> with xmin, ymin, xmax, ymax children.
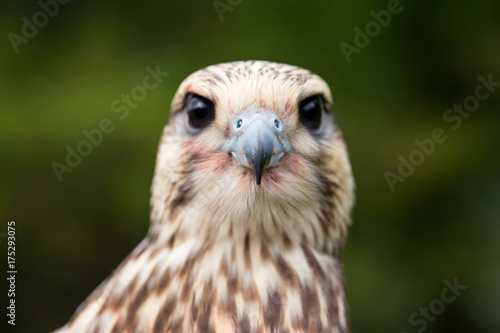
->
<box><xmin>55</xmin><ymin>61</ymin><xmax>355</xmax><ymax>333</ymax></box>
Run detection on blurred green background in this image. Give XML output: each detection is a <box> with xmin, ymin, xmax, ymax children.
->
<box><xmin>1</xmin><ymin>0</ymin><xmax>499</xmax><ymax>332</ymax></box>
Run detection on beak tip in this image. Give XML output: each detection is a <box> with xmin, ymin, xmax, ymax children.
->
<box><xmin>255</xmin><ymin>169</ymin><xmax>263</xmax><ymax>185</ymax></box>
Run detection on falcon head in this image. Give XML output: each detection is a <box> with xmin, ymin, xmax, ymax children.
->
<box><xmin>151</xmin><ymin>61</ymin><xmax>354</xmax><ymax>254</ymax></box>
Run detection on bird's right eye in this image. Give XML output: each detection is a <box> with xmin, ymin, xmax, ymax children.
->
<box><xmin>186</xmin><ymin>94</ymin><xmax>215</xmax><ymax>129</ymax></box>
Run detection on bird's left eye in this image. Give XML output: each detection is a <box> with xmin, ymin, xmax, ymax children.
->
<box><xmin>186</xmin><ymin>94</ymin><xmax>215</xmax><ymax>129</ymax></box>
<box><xmin>299</xmin><ymin>95</ymin><xmax>324</xmax><ymax>131</ymax></box>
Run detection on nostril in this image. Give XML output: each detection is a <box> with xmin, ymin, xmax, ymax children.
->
<box><xmin>274</xmin><ymin>119</ymin><xmax>279</xmax><ymax>128</ymax></box>
<box><xmin>237</xmin><ymin>119</ymin><xmax>243</xmax><ymax>129</ymax></box>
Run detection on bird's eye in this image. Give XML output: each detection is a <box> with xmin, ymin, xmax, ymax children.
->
<box><xmin>186</xmin><ymin>94</ymin><xmax>214</xmax><ymax>129</ymax></box>
<box><xmin>299</xmin><ymin>95</ymin><xmax>324</xmax><ymax>131</ymax></box>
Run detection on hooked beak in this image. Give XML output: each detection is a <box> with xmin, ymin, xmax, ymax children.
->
<box><xmin>221</xmin><ymin>112</ymin><xmax>292</xmax><ymax>185</ymax></box>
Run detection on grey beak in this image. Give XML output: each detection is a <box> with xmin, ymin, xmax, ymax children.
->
<box><xmin>221</xmin><ymin>112</ymin><xmax>291</xmax><ymax>185</ymax></box>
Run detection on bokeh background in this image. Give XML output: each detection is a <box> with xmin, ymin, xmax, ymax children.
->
<box><xmin>1</xmin><ymin>0</ymin><xmax>499</xmax><ymax>332</ymax></box>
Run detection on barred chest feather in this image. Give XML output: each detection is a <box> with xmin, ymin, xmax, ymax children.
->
<box><xmin>63</xmin><ymin>234</ymin><xmax>349</xmax><ymax>333</ymax></box>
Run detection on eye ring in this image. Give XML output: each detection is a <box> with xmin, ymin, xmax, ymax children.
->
<box><xmin>298</xmin><ymin>95</ymin><xmax>325</xmax><ymax>131</ymax></box>
<box><xmin>186</xmin><ymin>94</ymin><xmax>215</xmax><ymax>130</ymax></box>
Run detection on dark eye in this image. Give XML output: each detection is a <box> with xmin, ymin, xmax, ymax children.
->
<box><xmin>187</xmin><ymin>94</ymin><xmax>214</xmax><ymax>129</ymax></box>
<box><xmin>299</xmin><ymin>95</ymin><xmax>324</xmax><ymax>130</ymax></box>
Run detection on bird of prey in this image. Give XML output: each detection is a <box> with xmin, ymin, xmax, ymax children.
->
<box><xmin>55</xmin><ymin>61</ymin><xmax>355</xmax><ymax>333</ymax></box>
